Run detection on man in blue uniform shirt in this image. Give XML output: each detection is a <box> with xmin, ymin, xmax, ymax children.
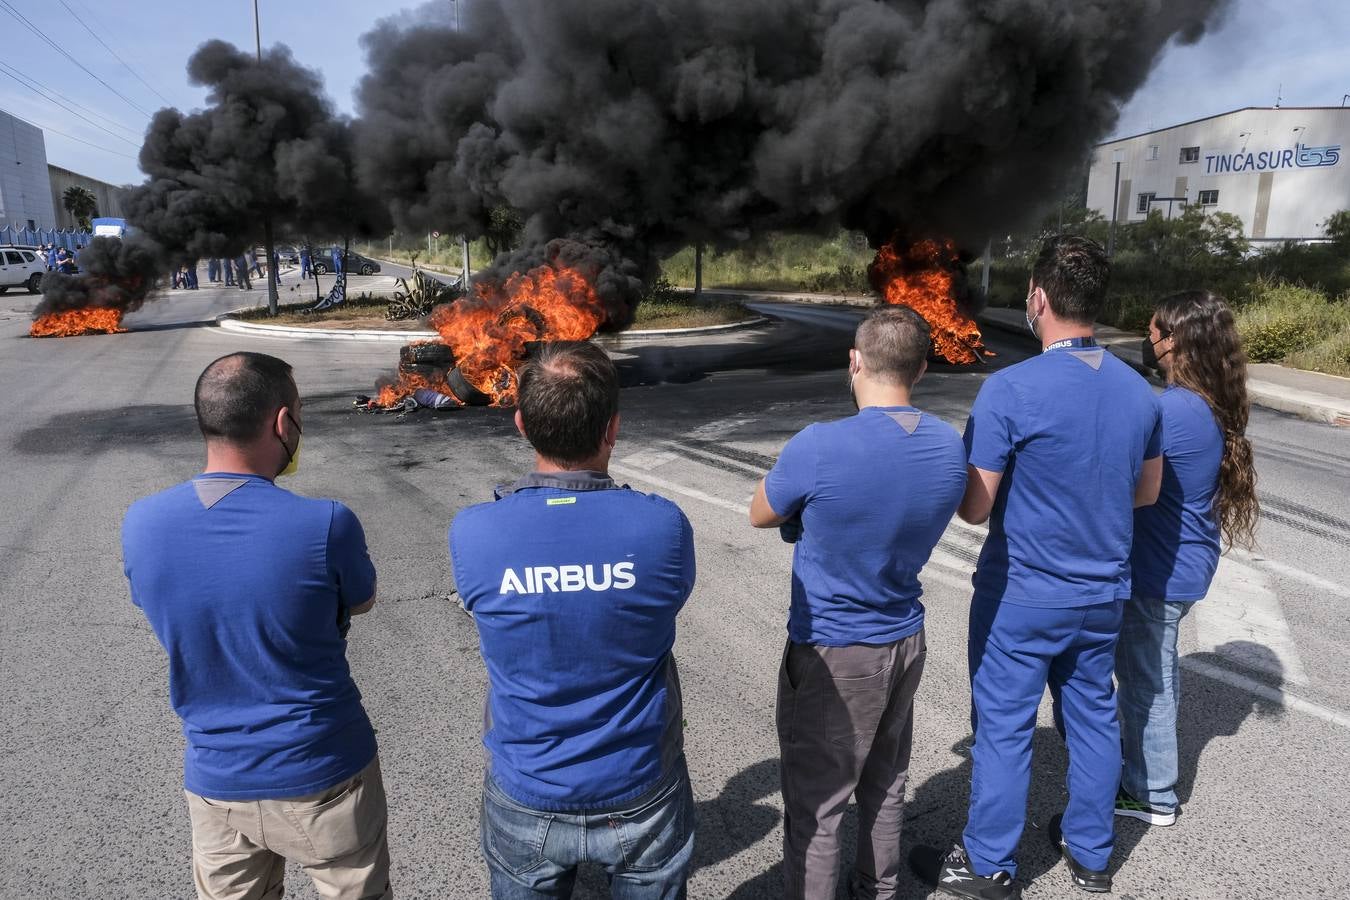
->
<box><xmin>450</xmin><ymin>341</ymin><xmax>696</xmax><ymax>899</ymax></box>
<box><xmin>911</xmin><ymin>236</ymin><xmax>1163</xmax><ymax>898</ymax></box>
<box><xmin>750</xmin><ymin>306</ymin><xmax>968</xmax><ymax>900</ymax></box>
<box><xmin>122</xmin><ymin>352</ymin><xmax>390</xmax><ymax>900</ymax></box>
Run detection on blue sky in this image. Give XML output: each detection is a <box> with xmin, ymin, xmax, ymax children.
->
<box><xmin>1</xmin><ymin>0</ymin><xmax>1346</xmax><ymax>188</ymax></box>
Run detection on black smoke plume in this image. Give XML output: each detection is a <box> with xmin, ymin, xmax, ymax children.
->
<box><xmin>126</xmin><ymin>39</ymin><xmax>387</xmax><ymax>265</ymax></box>
<box><xmin>354</xmin><ymin>0</ymin><xmax>1230</xmax><ymax>296</ymax></box>
<box><xmin>33</xmin><ymin>236</ymin><xmax>162</xmax><ymax>317</ymax></box>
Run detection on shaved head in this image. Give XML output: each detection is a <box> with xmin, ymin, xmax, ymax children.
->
<box><xmin>855</xmin><ymin>306</ymin><xmax>931</xmax><ymax>386</ymax></box>
<box><xmin>194</xmin><ymin>352</ymin><xmax>298</xmax><ymax>442</ymax></box>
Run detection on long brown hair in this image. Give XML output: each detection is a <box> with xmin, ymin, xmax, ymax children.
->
<box><xmin>1154</xmin><ymin>291</ymin><xmax>1259</xmax><ymax>549</ymax></box>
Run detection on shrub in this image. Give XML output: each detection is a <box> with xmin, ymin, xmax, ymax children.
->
<box><xmin>1236</xmin><ymin>282</ymin><xmax>1345</xmax><ymax>362</ymax></box>
<box><xmin>1285</xmin><ymin>323</ymin><xmax>1350</xmax><ymax>378</ymax></box>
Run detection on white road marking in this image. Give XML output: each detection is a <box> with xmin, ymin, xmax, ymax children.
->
<box><xmin>1193</xmin><ymin>557</ymin><xmax>1310</xmax><ymax>685</ymax></box>
<box><xmin>618</xmin><ymin>438</ymin><xmax>1345</xmax><ymax>730</ymax></box>
<box><xmin>609</xmin><ymin>462</ymin><xmax>749</xmax><ymax>515</ymax></box>
<box><xmin>1180</xmin><ymin>657</ymin><xmax>1350</xmax><ymax>731</ymax></box>
<box><xmin>620</xmin><ymin>449</ymin><xmax>680</xmax><ymax>471</ymax></box>
<box><xmin>1228</xmin><ymin>547</ymin><xmax>1350</xmax><ymax>601</ymax></box>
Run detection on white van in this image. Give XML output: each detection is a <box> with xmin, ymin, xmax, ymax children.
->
<box><xmin>0</xmin><ymin>246</ymin><xmax>46</xmax><ymax>294</ymax></box>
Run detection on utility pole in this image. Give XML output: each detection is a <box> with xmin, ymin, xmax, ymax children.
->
<box><xmin>1107</xmin><ymin>150</ymin><xmax>1123</xmax><ymax>258</ymax></box>
<box><xmin>254</xmin><ymin>1</ymin><xmax>279</xmax><ymax>315</ymax></box>
<box><xmin>461</xmin><ymin>235</ymin><xmax>471</xmax><ymax>286</ymax></box>
<box><xmin>694</xmin><ymin>243</ymin><xmax>703</xmax><ymax>300</ymax></box>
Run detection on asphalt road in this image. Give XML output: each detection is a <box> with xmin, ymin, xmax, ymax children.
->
<box><xmin>2</xmin><ymin>283</ymin><xmax>1347</xmax><ymax>899</ymax></box>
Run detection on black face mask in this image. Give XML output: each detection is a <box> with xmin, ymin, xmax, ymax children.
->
<box><xmin>1141</xmin><ymin>332</ymin><xmax>1172</xmax><ymax>373</ymax></box>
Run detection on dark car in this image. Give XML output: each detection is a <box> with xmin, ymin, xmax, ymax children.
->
<box><xmin>311</xmin><ymin>250</ymin><xmax>381</xmax><ymax>277</ymax></box>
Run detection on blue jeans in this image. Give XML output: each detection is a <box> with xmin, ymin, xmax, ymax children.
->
<box><xmin>964</xmin><ymin>597</ymin><xmax>1123</xmax><ymax>877</ymax></box>
<box><xmin>1115</xmin><ymin>595</ymin><xmax>1192</xmax><ymax>812</ymax></box>
<box><xmin>480</xmin><ymin>757</ymin><xmax>694</xmax><ymax>899</ymax></box>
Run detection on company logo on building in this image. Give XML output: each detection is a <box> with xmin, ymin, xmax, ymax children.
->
<box><xmin>1205</xmin><ymin>143</ymin><xmax>1341</xmax><ymax>174</ymax></box>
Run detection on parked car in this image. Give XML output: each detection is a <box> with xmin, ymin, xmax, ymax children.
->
<box><xmin>275</xmin><ymin>245</ymin><xmax>300</xmax><ymax>264</ymax></box>
<box><xmin>312</xmin><ymin>250</ymin><xmax>381</xmax><ymax>277</ymax></box>
<box><xmin>0</xmin><ymin>246</ymin><xmax>46</xmax><ymax>294</ymax></box>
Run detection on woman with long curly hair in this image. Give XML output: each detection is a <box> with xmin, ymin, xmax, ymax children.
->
<box><xmin>1116</xmin><ymin>290</ymin><xmax>1259</xmax><ymax>827</ymax></box>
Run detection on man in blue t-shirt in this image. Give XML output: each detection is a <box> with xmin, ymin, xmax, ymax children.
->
<box><xmin>450</xmin><ymin>341</ymin><xmax>696</xmax><ymax>898</ymax></box>
<box><xmin>911</xmin><ymin>236</ymin><xmax>1163</xmax><ymax>900</ymax></box>
<box><xmin>122</xmin><ymin>352</ymin><xmax>390</xmax><ymax>900</ymax></box>
<box><xmin>750</xmin><ymin>306</ymin><xmax>967</xmax><ymax>900</ymax></box>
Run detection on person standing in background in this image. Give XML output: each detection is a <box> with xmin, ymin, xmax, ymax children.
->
<box><xmin>912</xmin><ymin>235</ymin><xmax>1163</xmax><ymax>899</ymax></box>
<box><xmin>750</xmin><ymin>306</ymin><xmax>967</xmax><ymax>900</ymax></box>
<box><xmin>122</xmin><ymin>352</ymin><xmax>391</xmax><ymax>900</ymax></box>
<box><xmin>1116</xmin><ymin>291</ymin><xmax>1259</xmax><ymax>828</ymax></box>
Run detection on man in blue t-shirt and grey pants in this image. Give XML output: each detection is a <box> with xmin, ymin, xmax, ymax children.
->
<box><xmin>750</xmin><ymin>306</ymin><xmax>968</xmax><ymax>900</ymax></box>
<box><xmin>450</xmin><ymin>341</ymin><xmax>696</xmax><ymax>899</ymax></box>
<box><xmin>123</xmin><ymin>352</ymin><xmax>390</xmax><ymax>900</ymax></box>
<box><xmin>911</xmin><ymin>236</ymin><xmax>1163</xmax><ymax>899</ymax></box>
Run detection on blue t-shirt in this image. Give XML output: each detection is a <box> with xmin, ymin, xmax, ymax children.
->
<box><xmin>122</xmin><ymin>474</ymin><xmax>378</xmax><ymax>801</ymax></box>
<box><xmin>764</xmin><ymin>406</ymin><xmax>967</xmax><ymax>646</ymax></box>
<box><xmin>964</xmin><ymin>343</ymin><xmax>1163</xmax><ymax>607</ymax></box>
<box><xmin>1130</xmin><ymin>386</ymin><xmax>1224</xmax><ymax>601</ymax></box>
<box><xmin>449</xmin><ymin>472</ymin><xmax>694</xmax><ymax>812</ymax></box>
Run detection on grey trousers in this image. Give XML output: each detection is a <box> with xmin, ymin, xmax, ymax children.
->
<box><xmin>776</xmin><ymin>631</ymin><xmax>927</xmax><ymax>900</ymax></box>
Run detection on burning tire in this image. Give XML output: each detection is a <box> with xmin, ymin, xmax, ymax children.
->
<box><xmin>26</xmin><ymin>274</ymin><xmax>42</xmax><ymax>294</ymax></box>
<box><xmin>400</xmin><ymin>342</ymin><xmax>455</xmax><ymax>368</ymax></box>
<box><xmin>448</xmin><ymin>368</ymin><xmax>493</xmax><ymax>406</ymax></box>
<box><xmin>398</xmin><ymin>362</ymin><xmax>448</xmax><ymax>382</ymax></box>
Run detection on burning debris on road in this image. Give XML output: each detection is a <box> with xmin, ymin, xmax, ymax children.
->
<box><xmin>29</xmin><ymin>237</ymin><xmax>161</xmax><ymax>338</ymax></box>
<box><xmin>869</xmin><ymin>239</ymin><xmax>988</xmax><ymax>365</ymax></box>
<box><xmin>363</xmin><ymin>236</ymin><xmax>638</xmax><ymax>410</ymax></box>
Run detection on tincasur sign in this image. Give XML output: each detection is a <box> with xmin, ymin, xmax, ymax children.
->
<box><xmin>1205</xmin><ymin>143</ymin><xmax>1341</xmax><ymax>175</ymax></box>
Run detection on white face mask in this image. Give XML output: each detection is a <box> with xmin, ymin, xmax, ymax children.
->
<box><xmin>1025</xmin><ymin>289</ymin><xmax>1042</xmax><ymax>338</ymax></box>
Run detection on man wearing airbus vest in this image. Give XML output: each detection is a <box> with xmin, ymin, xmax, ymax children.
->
<box><xmin>450</xmin><ymin>341</ymin><xmax>697</xmax><ymax>899</ymax></box>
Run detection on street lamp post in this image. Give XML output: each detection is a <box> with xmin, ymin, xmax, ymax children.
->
<box><xmin>1107</xmin><ymin>149</ymin><xmax>1124</xmax><ymax>258</ymax></box>
<box><xmin>254</xmin><ymin>1</ymin><xmax>279</xmax><ymax>316</ymax></box>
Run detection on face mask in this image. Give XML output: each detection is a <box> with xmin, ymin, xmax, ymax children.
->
<box><xmin>1024</xmin><ymin>290</ymin><xmax>1041</xmax><ymax>338</ymax></box>
<box><xmin>1141</xmin><ymin>332</ymin><xmax>1172</xmax><ymax>373</ymax></box>
<box><xmin>277</xmin><ymin>413</ymin><xmax>302</xmax><ymax>478</ymax></box>
<box><xmin>847</xmin><ymin>351</ymin><xmax>861</xmax><ymax>411</ymax></box>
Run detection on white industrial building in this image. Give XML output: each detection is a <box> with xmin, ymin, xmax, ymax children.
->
<box><xmin>0</xmin><ymin>108</ymin><xmax>59</xmax><ymax>230</ymax></box>
<box><xmin>1087</xmin><ymin>107</ymin><xmax>1350</xmax><ymax>244</ymax></box>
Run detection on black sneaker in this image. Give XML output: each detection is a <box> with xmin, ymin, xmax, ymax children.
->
<box><xmin>909</xmin><ymin>844</ymin><xmax>1021</xmax><ymax>899</ymax></box>
<box><xmin>1048</xmin><ymin>814</ymin><xmax>1112</xmax><ymax>893</ymax></box>
<box><xmin>1114</xmin><ymin>788</ymin><xmax>1177</xmax><ymax>826</ymax></box>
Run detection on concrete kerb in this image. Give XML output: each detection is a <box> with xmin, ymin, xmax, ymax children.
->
<box><xmin>214</xmin><ymin>310</ymin><xmax>771</xmax><ymax>344</ymax></box>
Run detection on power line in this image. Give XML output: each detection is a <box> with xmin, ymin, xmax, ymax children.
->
<box><xmin>0</xmin><ymin>59</ymin><xmax>142</xmax><ymax>140</ymax></box>
<box><xmin>56</xmin><ymin>0</ymin><xmax>173</xmax><ymax>108</ymax></box>
<box><xmin>0</xmin><ymin>0</ymin><xmax>152</xmax><ymax>118</ymax></box>
<box><xmin>2</xmin><ymin>107</ymin><xmax>139</xmax><ymax>161</ymax></box>
<box><xmin>0</xmin><ymin>66</ymin><xmax>141</xmax><ymax>148</ymax></box>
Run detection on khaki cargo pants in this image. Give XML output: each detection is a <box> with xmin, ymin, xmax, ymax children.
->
<box><xmin>185</xmin><ymin>756</ymin><xmax>392</xmax><ymax>900</ymax></box>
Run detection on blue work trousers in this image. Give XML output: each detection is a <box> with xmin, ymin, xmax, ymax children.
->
<box><xmin>963</xmin><ymin>596</ymin><xmax>1123</xmax><ymax>877</ymax></box>
<box><xmin>481</xmin><ymin>756</ymin><xmax>694</xmax><ymax>899</ymax></box>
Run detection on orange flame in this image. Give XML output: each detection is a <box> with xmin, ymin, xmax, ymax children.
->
<box><xmin>433</xmin><ymin>262</ymin><xmax>605</xmax><ymax>406</ymax></box>
<box><xmin>871</xmin><ymin>239</ymin><xmax>987</xmax><ymax>364</ymax></box>
<box><xmin>374</xmin><ymin>368</ymin><xmax>456</xmax><ymax>408</ymax></box>
<box><xmin>30</xmin><ymin>308</ymin><xmax>125</xmax><ymax>338</ymax></box>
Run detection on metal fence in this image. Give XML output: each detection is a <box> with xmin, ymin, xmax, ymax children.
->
<box><xmin>0</xmin><ymin>225</ymin><xmax>92</xmax><ymax>251</ymax></box>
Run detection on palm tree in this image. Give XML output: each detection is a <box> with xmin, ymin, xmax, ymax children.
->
<box><xmin>62</xmin><ymin>186</ymin><xmax>98</xmax><ymax>231</ymax></box>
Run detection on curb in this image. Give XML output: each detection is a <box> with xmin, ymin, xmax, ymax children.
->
<box><xmin>977</xmin><ymin>307</ymin><xmax>1350</xmax><ymax>427</ymax></box>
<box><xmin>215</xmin><ymin>313</ymin><xmax>770</xmax><ymax>343</ymax></box>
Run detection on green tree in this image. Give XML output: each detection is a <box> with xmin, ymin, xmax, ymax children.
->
<box><xmin>1323</xmin><ymin>210</ymin><xmax>1350</xmax><ymax>249</ymax></box>
<box><xmin>62</xmin><ymin>186</ymin><xmax>98</xmax><ymax>230</ymax></box>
